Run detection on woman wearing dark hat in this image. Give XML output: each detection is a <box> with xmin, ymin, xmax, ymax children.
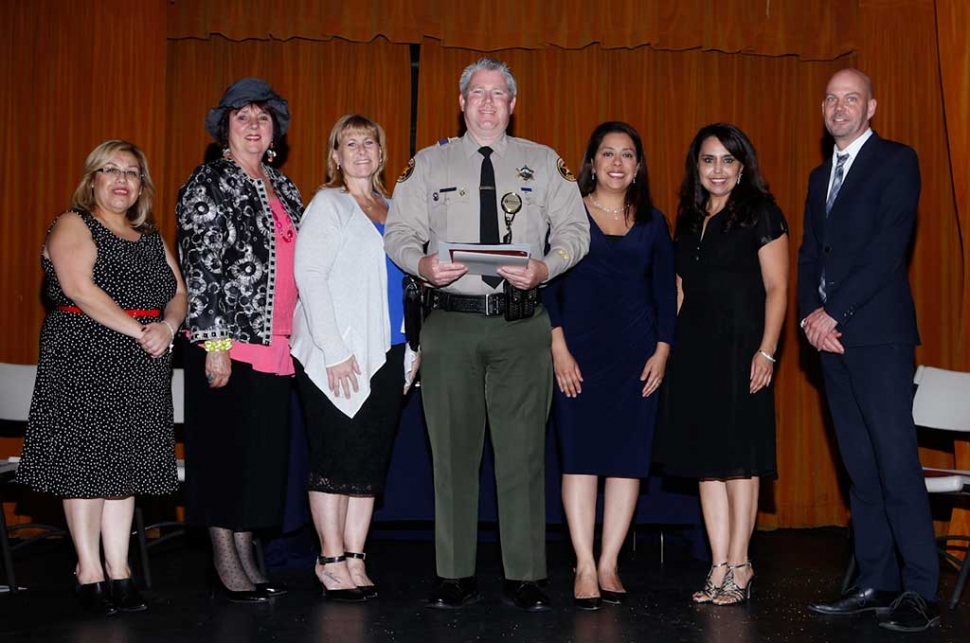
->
<box><xmin>176</xmin><ymin>78</ymin><xmax>303</xmax><ymax>602</ymax></box>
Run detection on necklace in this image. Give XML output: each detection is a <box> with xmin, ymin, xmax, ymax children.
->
<box><xmin>348</xmin><ymin>190</ymin><xmax>377</xmax><ymax>211</ymax></box>
<box><xmin>589</xmin><ymin>196</ymin><xmax>626</xmax><ymax>220</ymax></box>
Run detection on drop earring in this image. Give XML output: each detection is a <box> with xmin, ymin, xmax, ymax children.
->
<box><xmin>591</xmin><ymin>170</ymin><xmax>596</xmax><ymax>182</ymax></box>
<box><xmin>222</xmin><ymin>147</ymin><xmax>232</xmax><ymax>159</ymax></box>
<box><xmin>736</xmin><ymin>169</ymin><xmax>743</xmax><ymax>186</ymax></box>
<box><xmin>266</xmin><ymin>146</ymin><xmax>277</xmax><ymax>163</ymax></box>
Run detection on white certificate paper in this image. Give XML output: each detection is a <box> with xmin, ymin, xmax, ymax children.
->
<box><xmin>437</xmin><ymin>242</ymin><xmax>531</xmax><ymax>277</ymax></box>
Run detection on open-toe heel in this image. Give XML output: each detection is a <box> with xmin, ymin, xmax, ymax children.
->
<box><xmin>317</xmin><ymin>555</ymin><xmax>366</xmax><ymax>603</ymax></box>
<box><xmin>692</xmin><ymin>561</ymin><xmax>728</xmax><ymax>604</ymax></box>
<box><xmin>345</xmin><ymin>551</ymin><xmax>377</xmax><ymax>599</ymax></box>
<box><xmin>713</xmin><ymin>562</ymin><xmax>753</xmax><ymax>606</ymax></box>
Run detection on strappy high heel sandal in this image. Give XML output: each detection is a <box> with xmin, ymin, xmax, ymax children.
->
<box><xmin>316</xmin><ymin>555</ymin><xmax>366</xmax><ymax>603</ymax></box>
<box><xmin>691</xmin><ymin>561</ymin><xmax>728</xmax><ymax>604</ymax></box>
<box><xmin>713</xmin><ymin>562</ymin><xmax>753</xmax><ymax>606</ymax></box>
<box><xmin>344</xmin><ymin>551</ymin><xmax>377</xmax><ymax>599</ymax></box>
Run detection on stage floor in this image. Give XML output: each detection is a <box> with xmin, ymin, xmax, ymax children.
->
<box><xmin>1</xmin><ymin>527</ymin><xmax>966</xmax><ymax>642</ymax></box>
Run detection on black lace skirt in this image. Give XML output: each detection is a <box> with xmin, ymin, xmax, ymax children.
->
<box><xmin>294</xmin><ymin>344</ymin><xmax>405</xmax><ymax>496</ymax></box>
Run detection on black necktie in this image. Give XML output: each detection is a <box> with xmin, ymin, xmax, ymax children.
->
<box><xmin>478</xmin><ymin>146</ymin><xmax>502</xmax><ymax>287</ymax></box>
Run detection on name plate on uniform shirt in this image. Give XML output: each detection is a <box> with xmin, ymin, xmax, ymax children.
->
<box><xmin>437</xmin><ymin>242</ymin><xmax>531</xmax><ymax>277</ymax></box>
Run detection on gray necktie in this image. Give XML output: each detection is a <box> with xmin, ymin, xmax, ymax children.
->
<box><xmin>825</xmin><ymin>152</ymin><xmax>850</xmax><ymax>216</ymax></box>
<box><xmin>819</xmin><ymin>152</ymin><xmax>850</xmax><ymax>302</ymax></box>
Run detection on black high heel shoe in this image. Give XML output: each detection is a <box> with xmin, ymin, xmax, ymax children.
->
<box><xmin>108</xmin><ymin>577</ymin><xmax>148</xmax><ymax>612</ymax></box>
<box><xmin>254</xmin><ymin>582</ymin><xmax>289</xmax><ymax>598</ymax></box>
<box><xmin>572</xmin><ymin>567</ymin><xmax>602</xmax><ymax>611</ymax></box>
<box><xmin>344</xmin><ymin>551</ymin><xmax>378</xmax><ymax>599</ymax></box>
<box><xmin>317</xmin><ymin>555</ymin><xmax>366</xmax><ymax>603</ymax></box>
<box><xmin>208</xmin><ymin>568</ymin><xmax>268</xmax><ymax>603</ymax></box>
<box><xmin>600</xmin><ymin>589</ymin><xmax>628</xmax><ymax>605</ymax></box>
<box><xmin>76</xmin><ymin>580</ymin><xmax>118</xmax><ymax>616</ymax></box>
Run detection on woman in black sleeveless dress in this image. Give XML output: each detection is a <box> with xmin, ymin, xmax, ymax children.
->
<box><xmin>17</xmin><ymin>140</ymin><xmax>187</xmax><ymax>614</ymax></box>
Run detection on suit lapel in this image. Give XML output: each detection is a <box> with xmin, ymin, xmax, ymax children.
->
<box><xmin>811</xmin><ymin>161</ymin><xmax>831</xmax><ymax>220</ymax></box>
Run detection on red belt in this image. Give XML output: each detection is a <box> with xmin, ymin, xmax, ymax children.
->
<box><xmin>57</xmin><ymin>305</ymin><xmax>161</xmax><ymax>318</ymax></box>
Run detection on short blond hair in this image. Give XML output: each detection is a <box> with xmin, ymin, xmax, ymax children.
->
<box><xmin>71</xmin><ymin>139</ymin><xmax>157</xmax><ymax>233</ymax></box>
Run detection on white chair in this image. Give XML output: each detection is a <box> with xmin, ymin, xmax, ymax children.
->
<box><xmin>0</xmin><ymin>363</ymin><xmax>66</xmax><ymax>594</ymax></box>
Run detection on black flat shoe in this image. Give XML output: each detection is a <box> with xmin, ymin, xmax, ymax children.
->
<box><xmin>427</xmin><ymin>577</ymin><xmax>481</xmax><ymax>609</ymax></box>
<box><xmin>502</xmin><ymin>580</ymin><xmax>552</xmax><ymax>612</ymax></box>
<box><xmin>254</xmin><ymin>582</ymin><xmax>289</xmax><ymax>598</ymax></box>
<box><xmin>807</xmin><ymin>586</ymin><xmax>895</xmax><ymax>615</ymax></box>
<box><xmin>76</xmin><ymin>581</ymin><xmax>118</xmax><ymax>616</ymax></box>
<box><xmin>600</xmin><ymin>589</ymin><xmax>627</xmax><ymax>605</ymax></box>
<box><xmin>109</xmin><ymin>578</ymin><xmax>147</xmax><ymax>612</ymax></box>
<box><xmin>879</xmin><ymin>592</ymin><xmax>940</xmax><ymax>632</ymax></box>
<box><xmin>317</xmin><ymin>555</ymin><xmax>366</xmax><ymax>603</ymax></box>
<box><xmin>573</xmin><ymin>595</ymin><xmax>602</xmax><ymax>611</ymax></box>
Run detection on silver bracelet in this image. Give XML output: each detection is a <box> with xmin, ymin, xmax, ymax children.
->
<box><xmin>160</xmin><ymin>320</ymin><xmax>177</xmax><ymax>352</ymax></box>
<box><xmin>758</xmin><ymin>350</ymin><xmax>777</xmax><ymax>363</ymax></box>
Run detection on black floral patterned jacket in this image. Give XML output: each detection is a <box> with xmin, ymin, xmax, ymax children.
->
<box><xmin>176</xmin><ymin>158</ymin><xmax>303</xmax><ymax>345</ymax></box>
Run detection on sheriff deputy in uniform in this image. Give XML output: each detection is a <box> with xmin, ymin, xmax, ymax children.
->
<box><xmin>384</xmin><ymin>57</ymin><xmax>589</xmax><ymax>611</ymax></box>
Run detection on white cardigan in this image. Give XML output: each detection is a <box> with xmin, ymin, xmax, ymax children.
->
<box><xmin>291</xmin><ymin>188</ymin><xmax>390</xmax><ymax>418</ymax></box>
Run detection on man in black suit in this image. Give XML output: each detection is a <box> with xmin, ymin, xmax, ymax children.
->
<box><xmin>799</xmin><ymin>68</ymin><xmax>939</xmax><ymax>633</ymax></box>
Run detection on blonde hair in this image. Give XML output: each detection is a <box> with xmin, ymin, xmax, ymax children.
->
<box><xmin>71</xmin><ymin>139</ymin><xmax>157</xmax><ymax>233</ymax></box>
<box><xmin>324</xmin><ymin>114</ymin><xmax>389</xmax><ymax>197</ymax></box>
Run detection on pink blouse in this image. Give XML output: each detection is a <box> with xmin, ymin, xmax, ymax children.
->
<box><xmin>229</xmin><ymin>199</ymin><xmax>298</xmax><ymax>376</ymax></box>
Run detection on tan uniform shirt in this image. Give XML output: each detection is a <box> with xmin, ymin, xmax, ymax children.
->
<box><xmin>385</xmin><ymin>131</ymin><xmax>590</xmax><ymax>296</ymax></box>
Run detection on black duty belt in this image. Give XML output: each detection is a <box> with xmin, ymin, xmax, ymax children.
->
<box><xmin>424</xmin><ymin>289</ymin><xmax>507</xmax><ymax>316</ymax></box>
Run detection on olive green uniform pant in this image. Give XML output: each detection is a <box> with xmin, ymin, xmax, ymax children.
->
<box><xmin>420</xmin><ymin>307</ymin><xmax>553</xmax><ymax>581</ymax></box>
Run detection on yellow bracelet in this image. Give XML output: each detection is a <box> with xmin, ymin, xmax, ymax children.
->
<box><xmin>204</xmin><ymin>338</ymin><xmax>233</xmax><ymax>352</ymax></box>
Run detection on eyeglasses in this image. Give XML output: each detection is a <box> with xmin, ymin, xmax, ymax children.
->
<box><xmin>97</xmin><ymin>167</ymin><xmax>142</xmax><ymax>182</ymax></box>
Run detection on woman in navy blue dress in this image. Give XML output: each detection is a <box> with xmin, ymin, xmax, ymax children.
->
<box><xmin>544</xmin><ymin>122</ymin><xmax>676</xmax><ymax>610</ymax></box>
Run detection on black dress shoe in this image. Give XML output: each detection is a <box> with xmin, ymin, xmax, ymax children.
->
<box><xmin>108</xmin><ymin>578</ymin><xmax>148</xmax><ymax>612</ymax></box>
<box><xmin>879</xmin><ymin>591</ymin><xmax>940</xmax><ymax>632</ymax></box>
<box><xmin>254</xmin><ymin>582</ymin><xmax>289</xmax><ymax>598</ymax></box>
<box><xmin>573</xmin><ymin>596</ymin><xmax>602</xmax><ymax>611</ymax></box>
<box><xmin>807</xmin><ymin>586</ymin><xmax>896</xmax><ymax>615</ymax></box>
<box><xmin>76</xmin><ymin>581</ymin><xmax>118</xmax><ymax>616</ymax></box>
<box><xmin>427</xmin><ymin>577</ymin><xmax>481</xmax><ymax>609</ymax></box>
<box><xmin>600</xmin><ymin>589</ymin><xmax>627</xmax><ymax>605</ymax></box>
<box><xmin>502</xmin><ymin>580</ymin><xmax>552</xmax><ymax>612</ymax></box>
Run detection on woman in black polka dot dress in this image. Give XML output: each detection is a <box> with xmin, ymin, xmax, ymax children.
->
<box><xmin>17</xmin><ymin>140</ymin><xmax>187</xmax><ymax>615</ymax></box>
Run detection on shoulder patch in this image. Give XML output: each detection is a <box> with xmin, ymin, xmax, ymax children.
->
<box><xmin>557</xmin><ymin>158</ymin><xmax>577</xmax><ymax>182</ymax></box>
<box><xmin>397</xmin><ymin>158</ymin><xmax>415</xmax><ymax>183</ymax></box>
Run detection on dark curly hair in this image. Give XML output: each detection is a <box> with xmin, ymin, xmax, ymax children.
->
<box><xmin>675</xmin><ymin>123</ymin><xmax>774</xmax><ymax>238</ymax></box>
<box><xmin>577</xmin><ymin>121</ymin><xmax>655</xmax><ymax>224</ymax></box>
